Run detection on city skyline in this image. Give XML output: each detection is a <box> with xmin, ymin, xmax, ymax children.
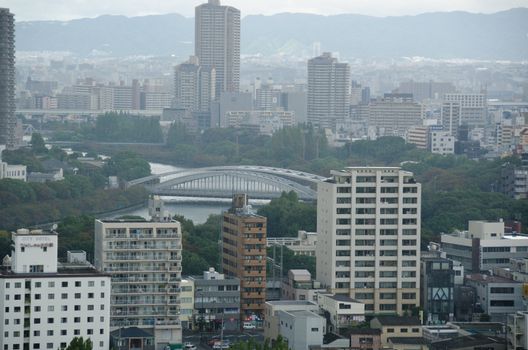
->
<box><xmin>1</xmin><ymin>0</ymin><xmax>527</xmax><ymax>21</ymax></box>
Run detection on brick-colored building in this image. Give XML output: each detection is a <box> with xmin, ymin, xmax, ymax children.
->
<box><xmin>222</xmin><ymin>194</ymin><xmax>267</xmax><ymax>325</ymax></box>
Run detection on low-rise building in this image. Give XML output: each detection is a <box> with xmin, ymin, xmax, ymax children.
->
<box><xmin>440</xmin><ymin>220</ymin><xmax>528</xmax><ymax>273</ymax></box>
<box><xmin>0</xmin><ymin>145</ymin><xmax>27</xmax><ymax>181</ymax></box>
<box><xmin>225</xmin><ymin>110</ymin><xmax>295</xmax><ymax>136</ymax></box>
<box><xmin>281</xmin><ymin>269</ymin><xmax>325</xmax><ymax>302</ymax></box>
<box><xmin>507</xmin><ymin>311</ymin><xmax>528</xmax><ymax>350</ymax></box>
<box><xmin>348</xmin><ymin>328</ymin><xmax>382</xmax><ymax>350</ymax></box>
<box><xmin>420</xmin><ymin>257</ymin><xmax>455</xmax><ymax>324</ymax></box>
<box><xmin>0</xmin><ymin>229</ymin><xmax>111</xmax><ymax>350</ymax></box>
<box><xmin>190</xmin><ymin>268</ymin><xmax>240</xmax><ymax>331</ymax></box>
<box><xmin>370</xmin><ymin>316</ymin><xmax>422</xmax><ymax>347</ymax></box>
<box><xmin>180</xmin><ymin>279</ymin><xmax>195</xmax><ymax>330</ymax></box>
<box><xmin>429</xmin><ymin>130</ymin><xmax>455</xmax><ymax>155</ymax></box>
<box><xmin>465</xmin><ymin>274</ymin><xmax>523</xmax><ymax>323</ymax></box>
<box><xmin>508</xmin><ymin>257</ymin><xmax>528</xmax><ymax>282</ymax></box>
<box><xmin>430</xmin><ymin>334</ymin><xmax>506</xmax><ymax>350</ymax></box>
<box><xmin>388</xmin><ymin>337</ymin><xmax>429</xmax><ymax>350</ymax></box>
<box><xmin>407</xmin><ymin>126</ymin><xmax>429</xmax><ymax>149</ymax></box>
<box><xmin>267</xmin><ymin>230</ymin><xmax>317</xmax><ymax>256</ymax></box>
<box><xmin>318</xmin><ymin>293</ymin><xmax>365</xmax><ymax>334</ymax></box>
<box><xmin>278</xmin><ymin>310</ymin><xmax>325</xmax><ymax>350</ymax></box>
<box><xmin>264</xmin><ymin>300</ymin><xmax>319</xmax><ymax>342</ymax></box>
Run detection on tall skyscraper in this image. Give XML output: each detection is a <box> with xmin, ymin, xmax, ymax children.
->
<box><xmin>222</xmin><ymin>194</ymin><xmax>267</xmax><ymax>325</ymax></box>
<box><xmin>0</xmin><ymin>8</ymin><xmax>15</xmax><ymax>148</ymax></box>
<box><xmin>316</xmin><ymin>167</ymin><xmax>421</xmax><ymax>316</ymax></box>
<box><xmin>307</xmin><ymin>52</ymin><xmax>350</xmax><ymax>129</ymax></box>
<box><xmin>195</xmin><ymin>0</ymin><xmax>240</xmax><ymax>99</ymax></box>
<box><xmin>174</xmin><ymin>56</ymin><xmax>216</xmax><ymax>112</ymax></box>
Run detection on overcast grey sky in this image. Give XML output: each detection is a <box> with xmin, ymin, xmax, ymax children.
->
<box><xmin>1</xmin><ymin>0</ymin><xmax>527</xmax><ymax>21</ymax></box>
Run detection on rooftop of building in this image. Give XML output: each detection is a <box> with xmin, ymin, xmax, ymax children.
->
<box><xmin>389</xmin><ymin>337</ymin><xmax>428</xmax><ymax>345</ymax></box>
<box><xmin>266</xmin><ymin>300</ymin><xmax>317</xmax><ymax>306</ymax></box>
<box><xmin>431</xmin><ymin>334</ymin><xmax>505</xmax><ymax>349</ymax></box>
<box><xmin>347</xmin><ymin>328</ymin><xmax>382</xmax><ymax>335</ymax></box>
<box><xmin>448</xmin><ymin>322</ymin><xmax>505</xmax><ymax>335</ymax></box>
<box><xmin>110</xmin><ymin>326</ymin><xmax>154</xmax><ymax>339</ymax></box>
<box><xmin>465</xmin><ymin>273</ymin><xmax>519</xmax><ymax>284</ymax></box>
<box><xmin>322</xmin><ymin>293</ymin><xmax>361</xmax><ymax>304</ymax></box>
<box><xmin>373</xmin><ymin>316</ymin><xmax>421</xmax><ymax>326</ymax></box>
<box><xmin>12</xmin><ymin>228</ymin><xmax>57</xmax><ymax>236</ymax></box>
<box><xmin>280</xmin><ymin>310</ymin><xmax>323</xmax><ymax>319</ymax></box>
<box><xmin>0</xmin><ymin>265</ymin><xmax>109</xmax><ymax>279</ymax></box>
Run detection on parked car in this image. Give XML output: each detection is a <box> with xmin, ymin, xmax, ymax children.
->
<box><xmin>243</xmin><ymin>322</ymin><xmax>256</xmax><ymax>330</ymax></box>
<box><xmin>184</xmin><ymin>342</ymin><xmax>197</xmax><ymax>350</ymax></box>
<box><xmin>212</xmin><ymin>341</ymin><xmax>230</xmax><ymax>349</ymax></box>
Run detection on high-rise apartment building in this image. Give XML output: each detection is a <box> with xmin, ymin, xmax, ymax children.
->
<box><xmin>94</xmin><ymin>196</ymin><xmax>183</xmax><ymax>349</ymax></box>
<box><xmin>174</xmin><ymin>56</ymin><xmax>216</xmax><ymax>113</ymax></box>
<box><xmin>0</xmin><ymin>229</ymin><xmax>111</xmax><ymax>350</ymax></box>
<box><xmin>222</xmin><ymin>194</ymin><xmax>267</xmax><ymax>325</ymax></box>
<box><xmin>0</xmin><ymin>8</ymin><xmax>16</xmax><ymax>148</ymax></box>
<box><xmin>307</xmin><ymin>53</ymin><xmax>350</xmax><ymax>129</ymax></box>
<box><xmin>195</xmin><ymin>0</ymin><xmax>240</xmax><ymax>98</ymax></box>
<box><xmin>316</xmin><ymin>167</ymin><xmax>421</xmax><ymax>315</ymax></box>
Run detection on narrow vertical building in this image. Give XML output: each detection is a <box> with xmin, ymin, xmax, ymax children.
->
<box><xmin>195</xmin><ymin>0</ymin><xmax>240</xmax><ymax>98</ymax></box>
<box><xmin>307</xmin><ymin>52</ymin><xmax>350</xmax><ymax>129</ymax></box>
<box><xmin>94</xmin><ymin>196</ymin><xmax>183</xmax><ymax>349</ymax></box>
<box><xmin>0</xmin><ymin>8</ymin><xmax>16</xmax><ymax>148</ymax></box>
<box><xmin>316</xmin><ymin>167</ymin><xmax>421</xmax><ymax>316</ymax></box>
<box><xmin>174</xmin><ymin>56</ymin><xmax>216</xmax><ymax>113</ymax></box>
<box><xmin>222</xmin><ymin>194</ymin><xmax>267</xmax><ymax>326</ymax></box>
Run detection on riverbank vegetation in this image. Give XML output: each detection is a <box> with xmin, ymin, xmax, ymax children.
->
<box><xmin>0</xmin><ymin>141</ymin><xmax>151</xmax><ymax>231</ymax></box>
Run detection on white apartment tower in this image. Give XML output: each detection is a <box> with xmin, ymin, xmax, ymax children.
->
<box><xmin>307</xmin><ymin>52</ymin><xmax>350</xmax><ymax>129</ymax></box>
<box><xmin>316</xmin><ymin>167</ymin><xmax>421</xmax><ymax>315</ymax></box>
<box><xmin>0</xmin><ymin>229</ymin><xmax>111</xmax><ymax>350</ymax></box>
<box><xmin>195</xmin><ymin>0</ymin><xmax>240</xmax><ymax>98</ymax></box>
<box><xmin>174</xmin><ymin>56</ymin><xmax>216</xmax><ymax>113</ymax></box>
<box><xmin>94</xmin><ymin>196</ymin><xmax>183</xmax><ymax>349</ymax></box>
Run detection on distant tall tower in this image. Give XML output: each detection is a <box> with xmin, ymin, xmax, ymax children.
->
<box><xmin>195</xmin><ymin>0</ymin><xmax>240</xmax><ymax>99</ymax></box>
<box><xmin>0</xmin><ymin>8</ymin><xmax>15</xmax><ymax>148</ymax></box>
<box><xmin>307</xmin><ymin>52</ymin><xmax>350</xmax><ymax>129</ymax></box>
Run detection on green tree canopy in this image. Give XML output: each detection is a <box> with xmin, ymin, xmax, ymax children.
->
<box><xmin>65</xmin><ymin>337</ymin><xmax>93</xmax><ymax>350</ymax></box>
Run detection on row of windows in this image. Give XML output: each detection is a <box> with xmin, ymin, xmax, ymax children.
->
<box><xmin>5</xmin><ymin>280</ymin><xmax>105</xmax><ymax>289</ymax></box>
<box><xmin>5</xmin><ymin>292</ymin><xmax>105</xmax><ymax>301</ymax></box>
<box><xmin>338</xmin><ymin>218</ymin><xmax>418</xmax><ymax>225</ymax></box>
<box><xmin>5</xmin><ymin>304</ymin><xmax>105</xmax><ymax>313</ymax></box>
<box><xmin>5</xmin><ymin>315</ymin><xmax>104</xmax><ymax>326</ymax></box>
<box><xmin>3</xmin><ymin>339</ymin><xmax>105</xmax><ymax>349</ymax></box>
<box><xmin>334</xmin><ymin>281</ymin><xmax>417</xmax><ymax>289</ymax></box>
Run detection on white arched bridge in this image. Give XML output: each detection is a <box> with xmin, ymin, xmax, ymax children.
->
<box><xmin>127</xmin><ymin>166</ymin><xmax>326</xmax><ymax>201</ymax></box>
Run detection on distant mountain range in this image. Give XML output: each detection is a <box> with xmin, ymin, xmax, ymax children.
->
<box><xmin>15</xmin><ymin>8</ymin><xmax>528</xmax><ymax>60</ymax></box>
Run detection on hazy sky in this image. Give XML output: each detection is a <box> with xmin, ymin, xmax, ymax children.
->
<box><xmin>1</xmin><ymin>0</ymin><xmax>527</xmax><ymax>21</ymax></box>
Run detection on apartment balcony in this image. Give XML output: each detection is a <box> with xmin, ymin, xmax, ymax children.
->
<box><xmin>241</xmin><ymin>303</ymin><xmax>265</xmax><ymax>311</ymax></box>
<box><xmin>241</xmin><ymin>292</ymin><xmax>265</xmax><ymax>299</ymax></box>
<box><xmin>243</xmin><ymin>260</ymin><xmax>266</xmax><ymax>267</ymax></box>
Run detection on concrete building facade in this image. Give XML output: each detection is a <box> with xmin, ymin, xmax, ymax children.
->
<box><xmin>94</xmin><ymin>196</ymin><xmax>183</xmax><ymax>349</ymax></box>
<box><xmin>190</xmin><ymin>268</ymin><xmax>240</xmax><ymax>331</ymax></box>
<box><xmin>440</xmin><ymin>220</ymin><xmax>528</xmax><ymax>273</ymax></box>
<box><xmin>0</xmin><ymin>229</ymin><xmax>111</xmax><ymax>350</ymax></box>
<box><xmin>0</xmin><ymin>8</ymin><xmax>16</xmax><ymax>148</ymax></box>
<box><xmin>316</xmin><ymin>167</ymin><xmax>421</xmax><ymax>315</ymax></box>
<box><xmin>307</xmin><ymin>53</ymin><xmax>350</xmax><ymax>129</ymax></box>
<box><xmin>195</xmin><ymin>0</ymin><xmax>240</xmax><ymax>98</ymax></box>
<box><xmin>222</xmin><ymin>194</ymin><xmax>267</xmax><ymax>324</ymax></box>
<box><xmin>465</xmin><ymin>274</ymin><xmax>523</xmax><ymax>323</ymax></box>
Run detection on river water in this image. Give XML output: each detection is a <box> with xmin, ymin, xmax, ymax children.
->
<box><xmin>109</xmin><ymin>162</ymin><xmax>268</xmax><ymax>224</ymax></box>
